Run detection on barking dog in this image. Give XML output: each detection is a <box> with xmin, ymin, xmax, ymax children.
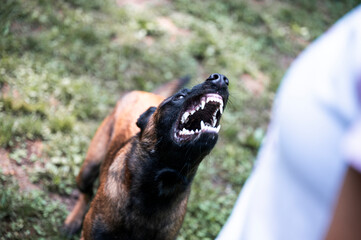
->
<box><xmin>63</xmin><ymin>73</ymin><xmax>229</xmax><ymax>240</ymax></box>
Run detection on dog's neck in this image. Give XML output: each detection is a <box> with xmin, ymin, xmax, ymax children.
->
<box><xmin>122</xmin><ymin>137</ymin><xmax>202</xmax><ymax>213</ymax></box>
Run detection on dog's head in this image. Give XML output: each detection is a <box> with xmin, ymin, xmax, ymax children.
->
<box><xmin>137</xmin><ymin>73</ymin><xmax>229</xmax><ymax>165</ymax></box>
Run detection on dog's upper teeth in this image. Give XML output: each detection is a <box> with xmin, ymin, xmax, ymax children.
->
<box><xmin>180</xmin><ymin>94</ymin><xmax>224</xmax><ymax>125</ymax></box>
<box><xmin>206</xmin><ymin>95</ymin><xmax>223</xmax><ymax>106</ymax></box>
<box><xmin>181</xmin><ymin>112</ymin><xmax>189</xmax><ymax>124</ymax></box>
<box><xmin>201</xmin><ymin>99</ymin><xmax>206</xmax><ymax>110</ymax></box>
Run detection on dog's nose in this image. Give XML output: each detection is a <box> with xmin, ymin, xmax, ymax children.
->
<box><xmin>206</xmin><ymin>73</ymin><xmax>229</xmax><ymax>88</ymax></box>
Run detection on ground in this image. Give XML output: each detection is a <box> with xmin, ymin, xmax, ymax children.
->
<box><xmin>0</xmin><ymin>0</ymin><xmax>360</xmax><ymax>239</ymax></box>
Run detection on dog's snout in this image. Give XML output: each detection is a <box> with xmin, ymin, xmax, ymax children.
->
<box><xmin>206</xmin><ymin>73</ymin><xmax>229</xmax><ymax>87</ymax></box>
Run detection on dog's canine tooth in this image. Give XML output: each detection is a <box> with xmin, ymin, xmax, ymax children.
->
<box><xmin>200</xmin><ymin>120</ymin><xmax>205</xmax><ymax>130</ymax></box>
<box><xmin>201</xmin><ymin>99</ymin><xmax>205</xmax><ymax>109</ymax></box>
<box><xmin>181</xmin><ymin>112</ymin><xmax>189</xmax><ymax>124</ymax></box>
<box><xmin>216</xmin><ymin>125</ymin><xmax>221</xmax><ymax>133</ymax></box>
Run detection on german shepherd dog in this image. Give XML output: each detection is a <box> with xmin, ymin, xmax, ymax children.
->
<box><xmin>63</xmin><ymin>73</ymin><xmax>229</xmax><ymax>240</ymax></box>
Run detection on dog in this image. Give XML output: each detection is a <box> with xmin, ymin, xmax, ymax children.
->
<box><xmin>63</xmin><ymin>73</ymin><xmax>229</xmax><ymax>240</ymax></box>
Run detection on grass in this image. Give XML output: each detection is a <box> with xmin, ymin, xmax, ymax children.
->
<box><xmin>0</xmin><ymin>173</ymin><xmax>69</xmax><ymax>240</ymax></box>
<box><xmin>0</xmin><ymin>0</ymin><xmax>360</xmax><ymax>239</ymax></box>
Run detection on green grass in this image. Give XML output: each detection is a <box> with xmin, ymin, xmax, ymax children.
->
<box><xmin>0</xmin><ymin>0</ymin><xmax>360</xmax><ymax>239</ymax></box>
<box><xmin>0</xmin><ymin>173</ymin><xmax>70</xmax><ymax>240</ymax></box>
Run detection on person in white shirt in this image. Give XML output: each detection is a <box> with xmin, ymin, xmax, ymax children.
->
<box><xmin>217</xmin><ymin>5</ymin><xmax>361</xmax><ymax>240</ymax></box>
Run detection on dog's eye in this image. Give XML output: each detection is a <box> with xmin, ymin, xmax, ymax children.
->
<box><xmin>173</xmin><ymin>94</ymin><xmax>185</xmax><ymax>101</ymax></box>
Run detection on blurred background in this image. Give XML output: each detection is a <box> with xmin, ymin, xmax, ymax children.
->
<box><xmin>0</xmin><ymin>0</ymin><xmax>360</xmax><ymax>239</ymax></box>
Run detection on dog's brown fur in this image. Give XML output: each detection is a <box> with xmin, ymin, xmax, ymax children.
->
<box><xmin>63</xmin><ymin>75</ymin><xmax>229</xmax><ymax>240</ymax></box>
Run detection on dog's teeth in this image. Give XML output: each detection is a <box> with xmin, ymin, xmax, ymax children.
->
<box><xmin>190</xmin><ymin>130</ymin><xmax>194</xmax><ymax>134</ymax></box>
<box><xmin>220</xmin><ymin>106</ymin><xmax>223</xmax><ymax>114</ymax></box>
<box><xmin>190</xmin><ymin>110</ymin><xmax>195</xmax><ymax>115</ymax></box>
<box><xmin>201</xmin><ymin>100</ymin><xmax>205</xmax><ymax>110</ymax></box>
<box><xmin>213</xmin><ymin>109</ymin><xmax>218</xmax><ymax>117</ymax></box>
<box><xmin>216</xmin><ymin>125</ymin><xmax>221</xmax><ymax>133</ymax></box>
<box><xmin>181</xmin><ymin>128</ymin><xmax>187</xmax><ymax>135</ymax></box>
<box><xmin>182</xmin><ymin>112</ymin><xmax>189</xmax><ymax>124</ymax></box>
<box><xmin>200</xmin><ymin>120</ymin><xmax>205</xmax><ymax>130</ymax></box>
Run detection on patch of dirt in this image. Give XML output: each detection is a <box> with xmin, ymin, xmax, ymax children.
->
<box><xmin>0</xmin><ymin>146</ymin><xmax>40</xmax><ymax>192</ymax></box>
<box><xmin>156</xmin><ymin>16</ymin><xmax>191</xmax><ymax>41</ymax></box>
<box><xmin>0</xmin><ymin>141</ymin><xmax>77</xmax><ymax>211</ymax></box>
<box><xmin>140</xmin><ymin>16</ymin><xmax>191</xmax><ymax>47</ymax></box>
<box><xmin>241</xmin><ymin>73</ymin><xmax>269</xmax><ymax>97</ymax></box>
<box><xmin>1</xmin><ymin>82</ymin><xmax>21</xmax><ymax>100</ymax></box>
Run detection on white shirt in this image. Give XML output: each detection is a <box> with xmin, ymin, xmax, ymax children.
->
<box><xmin>217</xmin><ymin>5</ymin><xmax>361</xmax><ymax>240</ymax></box>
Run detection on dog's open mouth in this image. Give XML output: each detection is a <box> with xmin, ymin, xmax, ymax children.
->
<box><xmin>174</xmin><ymin>93</ymin><xmax>224</xmax><ymax>143</ymax></box>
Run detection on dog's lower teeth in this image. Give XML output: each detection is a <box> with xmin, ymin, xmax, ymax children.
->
<box><xmin>216</xmin><ymin>125</ymin><xmax>221</xmax><ymax>133</ymax></box>
<box><xmin>178</xmin><ymin>122</ymin><xmax>221</xmax><ymax>137</ymax></box>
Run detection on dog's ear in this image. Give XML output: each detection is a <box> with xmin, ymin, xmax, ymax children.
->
<box><xmin>136</xmin><ymin>107</ymin><xmax>157</xmax><ymax>133</ymax></box>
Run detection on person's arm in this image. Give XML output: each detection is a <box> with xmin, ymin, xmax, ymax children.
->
<box><xmin>325</xmin><ymin>166</ymin><xmax>361</xmax><ymax>240</ymax></box>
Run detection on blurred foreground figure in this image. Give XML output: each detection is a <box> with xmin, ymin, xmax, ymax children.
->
<box><xmin>217</xmin><ymin>5</ymin><xmax>361</xmax><ymax>240</ymax></box>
